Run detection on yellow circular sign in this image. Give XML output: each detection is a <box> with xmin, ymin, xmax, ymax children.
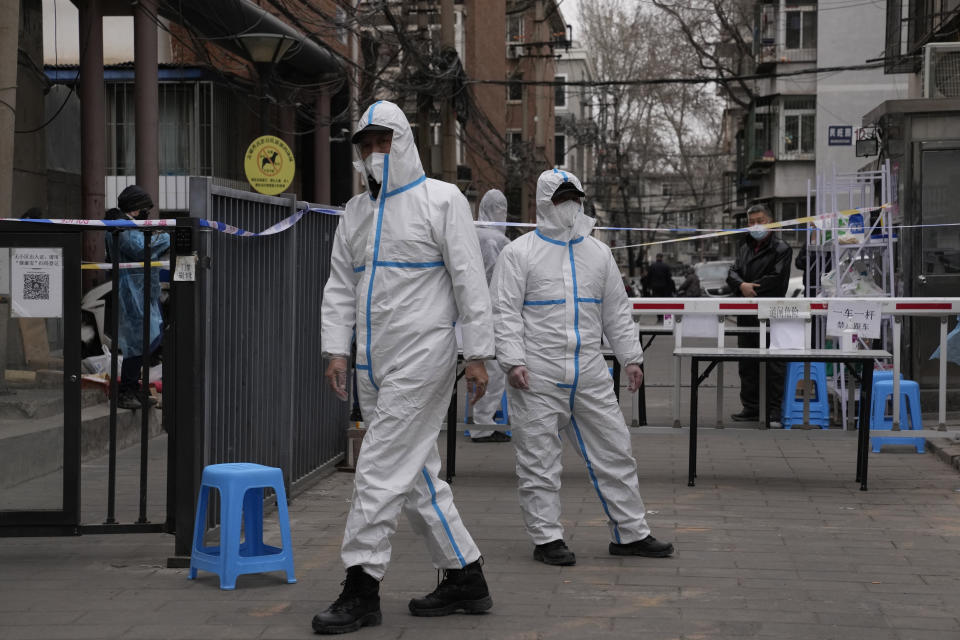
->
<box><xmin>244</xmin><ymin>135</ymin><xmax>296</xmax><ymax>195</ymax></box>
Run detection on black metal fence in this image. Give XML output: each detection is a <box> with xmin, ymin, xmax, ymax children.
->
<box><xmin>1</xmin><ymin>181</ymin><xmax>348</xmax><ymax>552</ymax></box>
<box><xmin>187</xmin><ymin>177</ymin><xmax>347</xmax><ymax>488</ymax></box>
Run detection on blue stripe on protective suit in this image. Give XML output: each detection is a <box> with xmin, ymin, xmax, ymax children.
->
<box><xmin>421</xmin><ymin>468</ymin><xmax>467</xmax><ymax>567</ymax></box>
<box><xmin>524</xmin><ymin>299</ymin><xmax>565</xmax><ymax>306</ymax></box>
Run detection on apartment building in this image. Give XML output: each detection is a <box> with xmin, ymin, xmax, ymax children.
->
<box><xmin>554</xmin><ymin>41</ymin><xmax>595</xmax><ymax>191</ymax></box>
<box><xmin>732</xmin><ymin>0</ymin><xmax>908</xmax><ymax>226</ymax></box>
<box><xmin>504</xmin><ymin>0</ymin><xmax>569</xmax><ymax>221</ymax></box>
<box><xmin>12</xmin><ymin>0</ymin><xmax>351</xmax><ymax>226</ymax></box>
<box><xmin>859</xmin><ymin>0</ymin><xmax>960</xmax><ymax>387</ymax></box>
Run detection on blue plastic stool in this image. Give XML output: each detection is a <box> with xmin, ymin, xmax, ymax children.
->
<box><xmin>189</xmin><ymin>463</ymin><xmax>296</xmax><ymax>590</ymax></box>
<box><xmin>781</xmin><ymin>362</ymin><xmax>830</xmax><ymax>429</ymax></box>
<box><xmin>869</xmin><ymin>377</ymin><xmax>924</xmax><ymax>453</ymax></box>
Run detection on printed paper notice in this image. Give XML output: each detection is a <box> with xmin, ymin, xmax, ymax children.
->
<box><xmin>173</xmin><ymin>254</ymin><xmax>197</xmax><ymax>282</ymax></box>
<box><xmin>11</xmin><ymin>248</ymin><xmax>63</xmax><ymax>318</ymax></box>
<box><xmin>758</xmin><ymin>300</ymin><xmax>810</xmax><ymax>320</ymax></box>
<box><xmin>826</xmin><ymin>300</ymin><xmax>881</xmax><ymax>339</ymax></box>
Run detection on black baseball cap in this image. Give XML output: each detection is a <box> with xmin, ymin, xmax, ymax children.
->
<box><xmin>351</xmin><ymin>124</ymin><xmax>394</xmax><ymax>144</ymax></box>
<box><xmin>552</xmin><ymin>181</ymin><xmax>586</xmax><ymax>199</ymax></box>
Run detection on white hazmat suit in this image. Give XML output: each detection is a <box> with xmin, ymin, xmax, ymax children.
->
<box><xmin>321</xmin><ymin>100</ymin><xmax>494</xmax><ymax>579</ymax></box>
<box><xmin>470</xmin><ymin>189</ymin><xmax>511</xmax><ymax>440</ymax></box>
<box><xmin>493</xmin><ymin>169</ymin><xmax>653</xmax><ymax>547</ymax></box>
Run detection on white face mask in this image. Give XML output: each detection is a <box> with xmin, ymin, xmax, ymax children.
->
<box><xmin>352</xmin><ymin>152</ymin><xmax>387</xmax><ymax>184</ymax></box>
<box><xmin>749</xmin><ymin>224</ymin><xmax>769</xmax><ymax>240</ymax></box>
<box><xmin>554</xmin><ymin>200</ymin><xmax>582</xmax><ymax>228</ymax></box>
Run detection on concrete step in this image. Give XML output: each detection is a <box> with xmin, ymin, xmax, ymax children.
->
<box><xmin>0</xmin><ymin>387</ymin><xmax>107</xmax><ymax>420</ymax></box>
<box><xmin>0</xmin><ymin>403</ymin><xmax>162</xmax><ymax>490</ymax></box>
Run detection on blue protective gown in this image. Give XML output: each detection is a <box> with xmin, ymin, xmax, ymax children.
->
<box><xmin>105</xmin><ymin>230</ymin><xmax>170</xmax><ymax>357</ymax></box>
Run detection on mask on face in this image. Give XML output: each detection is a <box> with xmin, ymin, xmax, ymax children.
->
<box><xmin>749</xmin><ymin>224</ymin><xmax>769</xmax><ymax>240</ymax></box>
<box><xmin>554</xmin><ymin>200</ymin><xmax>582</xmax><ymax>228</ymax></box>
<box><xmin>351</xmin><ymin>152</ymin><xmax>387</xmax><ymax>185</ymax></box>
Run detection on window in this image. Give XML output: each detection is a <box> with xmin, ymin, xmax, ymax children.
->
<box><xmin>507</xmin><ymin>14</ymin><xmax>524</xmax><ymax>42</ymax></box>
<box><xmin>781</xmin><ymin>96</ymin><xmax>815</xmax><ymax>157</ymax></box>
<box><xmin>107</xmin><ymin>81</ymin><xmax>212</xmax><ymax>176</ymax></box>
<box><xmin>507</xmin><ymin>76</ymin><xmax>523</xmax><ymax>102</ymax></box>
<box><xmin>554</xmin><ymin>75</ymin><xmax>566</xmax><ymax>108</ymax></box>
<box><xmin>554</xmin><ymin>133</ymin><xmax>566</xmax><ymax>167</ymax></box>
<box><xmin>661</xmin><ymin>181</ymin><xmax>678</xmax><ymax>196</ymax></box>
<box><xmin>507</xmin><ymin>130</ymin><xmax>523</xmax><ymax>160</ymax></box>
<box><xmin>785</xmin><ymin>8</ymin><xmax>816</xmax><ymax>49</ymax></box>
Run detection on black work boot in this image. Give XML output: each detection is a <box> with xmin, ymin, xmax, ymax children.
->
<box><xmin>312</xmin><ymin>566</ymin><xmax>382</xmax><ymax>635</ymax></box>
<box><xmin>609</xmin><ymin>535</ymin><xmax>674</xmax><ymax>558</ymax></box>
<box><xmin>408</xmin><ymin>558</ymin><xmax>493</xmax><ymax>617</ymax></box>
<box><xmin>533</xmin><ymin>539</ymin><xmax>576</xmax><ymax>566</ymax></box>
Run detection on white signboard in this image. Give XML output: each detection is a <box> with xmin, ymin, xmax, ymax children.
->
<box><xmin>0</xmin><ymin>248</ymin><xmax>9</xmax><ymax>295</ymax></box>
<box><xmin>758</xmin><ymin>300</ymin><xmax>810</xmax><ymax>320</ymax></box>
<box><xmin>173</xmin><ymin>254</ymin><xmax>197</xmax><ymax>282</ymax></box>
<box><xmin>826</xmin><ymin>300</ymin><xmax>881</xmax><ymax>339</ymax></box>
<box><xmin>11</xmin><ymin>247</ymin><xmax>63</xmax><ymax>318</ymax></box>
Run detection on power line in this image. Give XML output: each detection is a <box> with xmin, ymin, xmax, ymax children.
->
<box><xmin>468</xmin><ymin>61</ymin><xmax>888</xmax><ymax>88</ymax></box>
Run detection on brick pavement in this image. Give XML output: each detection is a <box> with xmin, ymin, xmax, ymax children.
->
<box><xmin>2</xmin><ymin>425</ymin><xmax>960</xmax><ymax>640</ymax></box>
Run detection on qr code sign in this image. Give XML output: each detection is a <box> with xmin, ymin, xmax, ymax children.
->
<box><xmin>23</xmin><ymin>272</ymin><xmax>50</xmax><ymax>300</ymax></box>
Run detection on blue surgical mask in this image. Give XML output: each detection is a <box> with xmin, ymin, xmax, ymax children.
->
<box><xmin>749</xmin><ymin>224</ymin><xmax>769</xmax><ymax>240</ymax></box>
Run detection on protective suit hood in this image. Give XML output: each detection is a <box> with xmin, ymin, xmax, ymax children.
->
<box><xmin>352</xmin><ymin>100</ymin><xmax>425</xmax><ymax>197</ymax></box>
<box><xmin>536</xmin><ymin>169</ymin><xmax>595</xmax><ymax>242</ymax></box>
<box><xmin>478</xmin><ymin>189</ymin><xmax>508</xmax><ymax>234</ymax></box>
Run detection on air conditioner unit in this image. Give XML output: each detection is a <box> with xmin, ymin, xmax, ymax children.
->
<box><xmin>923</xmin><ymin>42</ymin><xmax>960</xmax><ymax>99</ymax></box>
<box><xmin>506</xmin><ymin>43</ymin><xmax>521</xmax><ymax>59</ymax></box>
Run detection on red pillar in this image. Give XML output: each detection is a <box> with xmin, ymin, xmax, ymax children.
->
<box><xmin>134</xmin><ymin>0</ymin><xmax>159</xmax><ymax>215</ymax></box>
<box><xmin>79</xmin><ymin>0</ymin><xmax>105</xmax><ymax>279</ymax></box>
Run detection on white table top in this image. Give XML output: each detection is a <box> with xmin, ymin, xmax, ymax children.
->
<box><xmin>673</xmin><ymin>347</ymin><xmax>891</xmax><ymax>361</ymax></box>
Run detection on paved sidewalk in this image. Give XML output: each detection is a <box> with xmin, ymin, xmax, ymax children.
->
<box><xmin>2</xmin><ymin>426</ymin><xmax>960</xmax><ymax>640</ymax></box>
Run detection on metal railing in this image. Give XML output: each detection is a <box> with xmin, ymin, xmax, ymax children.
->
<box><xmin>629</xmin><ymin>297</ymin><xmax>960</xmax><ymax>432</ymax></box>
<box><xmin>188</xmin><ymin>178</ymin><xmax>348</xmax><ymax>489</ymax></box>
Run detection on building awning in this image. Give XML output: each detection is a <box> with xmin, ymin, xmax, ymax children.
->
<box><xmin>156</xmin><ymin>0</ymin><xmax>343</xmax><ymax>84</ymax></box>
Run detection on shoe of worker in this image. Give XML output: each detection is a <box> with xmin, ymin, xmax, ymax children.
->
<box><xmin>408</xmin><ymin>558</ymin><xmax>492</xmax><ymax>617</ymax></box>
<box><xmin>609</xmin><ymin>535</ymin><xmax>674</xmax><ymax>558</ymax></box>
<box><xmin>311</xmin><ymin>566</ymin><xmax>382</xmax><ymax>634</ymax></box>
<box><xmin>533</xmin><ymin>539</ymin><xmax>576</xmax><ymax>566</ymax></box>
<box><xmin>730</xmin><ymin>410</ymin><xmax>759</xmax><ymax>422</ymax></box>
<box><xmin>471</xmin><ymin>431</ymin><xmax>511</xmax><ymax>443</ymax></box>
<box><xmin>117</xmin><ymin>391</ymin><xmax>156</xmax><ymax>410</ymax></box>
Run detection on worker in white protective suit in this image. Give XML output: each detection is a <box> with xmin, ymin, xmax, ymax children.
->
<box><xmin>313</xmin><ymin>101</ymin><xmax>495</xmax><ymax>635</ymax></box>
<box><xmin>470</xmin><ymin>189</ymin><xmax>512</xmax><ymax>443</ymax></box>
<box><xmin>492</xmin><ymin>169</ymin><xmax>674</xmax><ymax>567</ymax></box>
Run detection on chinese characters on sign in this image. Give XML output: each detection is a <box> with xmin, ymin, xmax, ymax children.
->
<box><xmin>10</xmin><ymin>248</ymin><xmax>63</xmax><ymax>318</ymax></box>
<box><xmin>758</xmin><ymin>300</ymin><xmax>810</xmax><ymax>320</ymax></box>
<box><xmin>828</xmin><ymin>125</ymin><xmax>853</xmax><ymax>146</ymax></box>
<box><xmin>826</xmin><ymin>301</ymin><xmax>881</xmax><ymax>339</ymax></box>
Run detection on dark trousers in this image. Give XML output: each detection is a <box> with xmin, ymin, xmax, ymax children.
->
<box><xmin>120</xmin><ymin>336</ymin><xmax>161</xmax><ymax>393</ymax></box>
<box><xmin>736</xmin><ymin>316</ymin><xmax>785</xmax><ymax>419</ymax></box>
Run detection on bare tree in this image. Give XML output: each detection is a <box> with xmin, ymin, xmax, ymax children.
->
<box><xmin>581</xmin><ymin>1</ymin><xmax>727</xmax><ymax>271</ymax></box>
<box><xmin>650</xmin><ymin>0</ymin><xmax>756</xmax><ymax>109</ymax></box>
<box><xmin>580</xmin><ymin>0</ymin><xmax>665</xmax><ymax>275</ymax></box>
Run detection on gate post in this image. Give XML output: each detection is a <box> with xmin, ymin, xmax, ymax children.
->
<box><xmin>166</xmin><ymin>216</ymin><xmax>203</xmax><ymax>564</ymax></box>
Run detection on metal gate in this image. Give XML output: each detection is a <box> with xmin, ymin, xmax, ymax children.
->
<box><xmin>0</xmin><ymin>225</ymin><xmax>133</xmax><ymax>535</ymax></box>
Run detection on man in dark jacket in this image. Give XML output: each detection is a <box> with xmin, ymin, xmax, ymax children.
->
<box><xmin>726</xmin><ymin>204</ymin><xmax>792</xmax><ymax>424</ymax></box>
<box><xmin>645</xmin><ymin>254</ymin><xmax>675</xmax><ymax>297</ymax></box>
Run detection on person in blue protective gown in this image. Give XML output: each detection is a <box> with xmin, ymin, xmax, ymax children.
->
<box><xmin>104</xmin><ymin>185</ymin><xmax>169</xmax><ymax>410</ymax></box>
<box><xmin>492</xmin><ymin>169</ymin><xmax>674</xmax><ymax>567</ymax></box>
<box><xmin>314</xmin><ymin>101</ymin><xmax>495</xmax><ymax>635</ymax></box>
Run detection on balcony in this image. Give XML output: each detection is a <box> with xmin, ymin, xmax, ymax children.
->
<box><xmin>757</xmin><ymin>42</ymin><xmax>817</xmax><ymax>72</ymax></box>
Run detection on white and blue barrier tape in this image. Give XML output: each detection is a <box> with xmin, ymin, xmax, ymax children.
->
<box><xmin>6</xmin><ymin>204</ymin><xmax>959</xmax><ymax>247</ymax></box>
